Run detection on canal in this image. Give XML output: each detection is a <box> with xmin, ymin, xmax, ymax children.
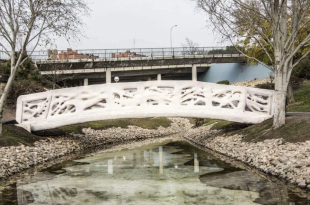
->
<box><xmin>1</xmin><ymin>138</ymin><xmax>310</xmax><ymax>205</ymax></box>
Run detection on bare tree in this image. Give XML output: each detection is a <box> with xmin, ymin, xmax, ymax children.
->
<box><xmin>193</xmin><ymin>0</ymin><xmax>310</xmax><ymax>128</ymax></box>
<box><xmin>182</xmin><ymin>38</ymin><xmax>200</xmax><ymax>55</ymax></box>
<box><xmin>0</xmin><ymin>0</ymin><xmax>89</xmax><ymax>135</ymax></box>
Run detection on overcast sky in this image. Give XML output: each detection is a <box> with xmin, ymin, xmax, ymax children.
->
<box><xmin>54</xmin><ymin>0</ymin><xmax>223</xmax><ymax>50</ymax></box>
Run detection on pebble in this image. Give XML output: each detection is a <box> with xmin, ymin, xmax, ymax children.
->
<box><xmin>0</xmin><ymin>118</ymin><xmax>192</xmax><ymax>179</ymax></box>
<box><xmin>3</xmin><ymin>116</ymin><xmax>308</xmax><ymax>190</ymax></box>
<box><xmin>232</xmin><ymin>78</ymin><xmax>273</xmax><ymax>87</ymax></box>
<box><xmin>183</xmin><ymin>124</ymin><xmax>310</xmax><ymax>189</ymax></box>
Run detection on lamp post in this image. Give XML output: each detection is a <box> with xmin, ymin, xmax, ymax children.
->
<box><xmin>170</xmin><ymin>25</ymin><xmax>177</xmax><ymax>56</ymax></box>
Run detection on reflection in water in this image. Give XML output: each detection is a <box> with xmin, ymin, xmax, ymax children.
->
<box><xmin>194</xmin><ymin>153</ymin><xmax>199</xmax><ymax>173</ymax></box>
<box><xmin>3</xmin><ymin>140</ymin><xmax>310</xmax><ymax>205</ymax></box>
<box><xmin>133</xmin><ymin>153</ymin><xmax>136</xmax><ymax>167</ymax></box>
<box><xmin>159</xmin><ymin>146</ymin><xmax>163</xmax><ymax>175</ymax></box>
<box><xmin>108</xmin><ymin>159</ymin><xmax>113</xmax><ymax>175</ymax></box>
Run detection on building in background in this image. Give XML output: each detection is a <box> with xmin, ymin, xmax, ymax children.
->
<box><xmin>112</xmin><ymin>50</ymin><xmax>146</xmax><ymax>58</ymax></box>
<box><xmin>48</xmin><ymin>48</ymin><xmax>98</xmax><ymax>60</ymax></box>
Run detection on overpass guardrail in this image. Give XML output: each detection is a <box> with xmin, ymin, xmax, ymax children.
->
<box><xmin>0</xmin><ymin>47</ymin><xmax>243</xmax><ymax>61</ymax></box>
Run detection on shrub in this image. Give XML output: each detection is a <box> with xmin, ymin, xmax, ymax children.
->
<box><xmin>292</xmin><ymin>55</ymin><xmax>310</xmax><ymax>80</ymax></box>
<box><xmin>7</xmin><ymin>80</ymin><xmax>46</xmax><ymax>108</ymax></box>
<box><xmin>290</xmin><ymin>76</ymin><xmax>305</xmax><ymax>90</ymax></box>
<box><xmin>255</xmin><ymin>82</ymin><xmax>275</xmax><ymax>90</ymax></box>
<box><xmin>194</xmin><ymin>118</ymin><xmax>204</xmax><ymax>128</ymax></box>
<box><xmin>255</xmin><ymin>77</ymin><xmax>303</xmax><ymax>90</ymax></box>
<box><xmin>217</xmin><ymin>80</ymin><xmax>230</xmax><ymax>85</ymax></box>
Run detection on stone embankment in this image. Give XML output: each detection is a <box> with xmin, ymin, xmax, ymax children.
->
<box><xmin>3</xmin><ymin>116</ymin><xmax>310</xmax><ymax>190</ymax></box>
<box><xmin>232</xmin><ymin>77</ymin><xmax>273</xmax><ymax>87</ymax></box>
<box><xmin>74</xmin><ymin>117</ymin><xmax>191</xmax><ymax>148</ymax></box>
<box><xmin>183</xmin><ymin>123</ymin><xmax>310</xmax><ymax>190</ymax></box>
<box><xmin>0</xmin><ymin>118</ymin><xmax>190</xmax><ymax>179</ymax></box>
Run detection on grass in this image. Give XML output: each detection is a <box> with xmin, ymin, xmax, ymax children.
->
<box><xmin>187</xmin><ymin>118</ymin><xmax>234</xmax><ymax>128</ymax></box>
<box><xmin>200</xmin><ymin>117</ymin><xmax>310</xmax><ymax>143</ymax></box>
<box><xmin>187</xmin><ymin>118</ymin><xmax>197</xmax><ymax>125</ymax></box>
<box><xmin>0</xmin><ymin>118</ymin><xmax>172</xmax><ymax>147</ymax></box>
<box><xmin>197</xmin><ymin>119</ymin><xmax>250</xmax><ymax>132</ymax></box>
<box><xmin>0</xmin><ymin>125</ymin><xmax>45</xmax><ymax>147</ymax></box>
<box><xmin>203</xmin><ymin>119</ymin><xmax>234</xmax><ymax>130</ymax></box>
<box><xmin>58</xmin><ymin>118</ymin><xmax>172</xmax><ymax>134</ymax></box>
<box><xmin>230</xmin><ymin>117</ymin><xmax>310</xmax><ymax>143</ymax></box>
<box><xmin>287</xmin><ymin>81</ymin><xmax>310</xmax><ymax>112</ymax></box>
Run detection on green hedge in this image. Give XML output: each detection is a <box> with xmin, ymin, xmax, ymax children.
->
<box><xmin>217</xmin><ymin>80</ymin><xmax>230</xmax><ymax>85</ymax></box>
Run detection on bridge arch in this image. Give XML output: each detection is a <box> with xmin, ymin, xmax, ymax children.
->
<box><xmin>16</xmin><ymin>81</ymin><xmax>276</xmax><ymax>131</ymax></box>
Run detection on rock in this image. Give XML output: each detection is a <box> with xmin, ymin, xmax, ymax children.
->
<box><xmin>0</xmin><ymin>118</ymin><xmax>191</xmax><ymax>179</ymax></box>
<box><xmin>298</xmin><ymin>181</ymin><xmax>307</xmax><ymax>189</ymax></box>
<box><xmin>183</xmin><ymin>121</ymin><xmax>310</xmax><ymax>189</ymax></box>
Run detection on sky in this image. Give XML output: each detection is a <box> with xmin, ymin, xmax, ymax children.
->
<box><xmin>54</xmin><ymin>0</ymin><xmax>222</xmax><ymax>50</ymax></box>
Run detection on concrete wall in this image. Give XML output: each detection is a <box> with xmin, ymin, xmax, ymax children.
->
<box><xmin>198</xmin><ymin>63</ymin><xmax>273</xmax><ymax>83</ymax></box>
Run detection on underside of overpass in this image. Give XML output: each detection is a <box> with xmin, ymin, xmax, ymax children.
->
<box><xmin>62</xmin><ymin>67</ymin><xmax>209</xmax><ymax>85</ymax></box>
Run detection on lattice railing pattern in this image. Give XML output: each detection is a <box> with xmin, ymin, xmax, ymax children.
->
<box><xmin>16</xmin><ymin>81</ymin><xmax>276</xmax><ymax>131</ymax></box>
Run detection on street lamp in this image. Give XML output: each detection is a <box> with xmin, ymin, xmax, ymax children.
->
<box><xmin>114</xmin><ymin>76</ymin><xmax>119</xmax><ymax>83</ymax></box>
<box><xmin>170</xmin><ymin>25</ymin><xmax>177</xmax><ymax>55</ymax></box>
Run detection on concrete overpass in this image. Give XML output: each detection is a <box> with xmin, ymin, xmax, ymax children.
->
<box><xmin>31</xmin><ymin>47</ymin><xmax>246</xmax><ymax>85</ymax></box>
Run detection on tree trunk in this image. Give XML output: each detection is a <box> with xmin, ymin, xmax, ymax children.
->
<box><xmin>273</xmin><ymin>72</ymin><xmax>288</xmax><ymax>129</ymax></box>
<box><xmin>287</xmin><ymin>79</ymin><xmax>295</xmax><ymax>104</ymax></box>
<box><xmin>0</xmin><ymin>65</ymin><xmax>18</xmax><ymax>136</ymax></box>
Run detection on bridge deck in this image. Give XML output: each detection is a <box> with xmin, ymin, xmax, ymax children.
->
<box><xmin>16</xmin><ymin>81</ymin><xmax>276</xmax><ymax>131</ymax></box>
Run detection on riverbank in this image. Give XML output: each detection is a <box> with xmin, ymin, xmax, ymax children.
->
<box><xmin>0</xmin><ymin>118</ymin><xmax>191</xmax><ymax>179</ymax></box>
<box><xmin>183</xmin><ymin>118</ymin><xmax>310</xmax><ymax>190</ymax></box>
<box><xmin>2</xmin><ymin>116</ymin><xmax>310</xmax><ymax>192</ymax></box>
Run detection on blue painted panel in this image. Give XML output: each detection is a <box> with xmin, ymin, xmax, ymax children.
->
<box><xmin>198</xmin><ymin>63</ymin><xmax>273</xmax><ymax>83</ymax></box>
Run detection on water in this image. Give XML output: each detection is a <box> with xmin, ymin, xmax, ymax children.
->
<box><xmin>1</xmin><ymin>139</ymin><xmax>310</xmax><ymax>205</ymax></box>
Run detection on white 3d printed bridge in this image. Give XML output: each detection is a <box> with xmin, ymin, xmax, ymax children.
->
<box><xmin>16</xmin><ymin>81</ymin><xmax>276</xmax><ymax>131</ymax></box>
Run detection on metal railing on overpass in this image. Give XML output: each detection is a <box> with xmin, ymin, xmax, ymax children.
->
<box><xmin>0</xmin><ymin>47</ymin><xmax>243</xmax><ymax>61</ymax></box>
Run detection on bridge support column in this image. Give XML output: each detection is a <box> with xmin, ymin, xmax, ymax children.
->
<box><xmin>192</xmin><ymin>65</ymin><xmax>197</xmax><ymax>81</ymax></box>
<box><xmin>84</xmin><ymin>78</ymin><xmax>88</xmax><ymax>86</ymax></box>
<box><xmin>157</xmin><ymin>74</ymin><xmax>161</xmax><ymax>81</ymax></box>
<box><xmin>106</xmin><ymin>68</ymin><xmax>111</xmax><ymax>84</ymax></box>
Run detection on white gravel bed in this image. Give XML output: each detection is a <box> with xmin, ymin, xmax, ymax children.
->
<box><xmin>183</xmin><ymin>123</ymin><xmax>310</xmax><ymax>190</ymax></box>
<box><xmin>0</xmin><ymin>118</ymin><xmax>190</xmax><ymax>179</ymax></box>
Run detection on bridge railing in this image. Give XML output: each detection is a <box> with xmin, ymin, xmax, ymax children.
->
<box><xmin>0</xmin><ymin>47</ymin><xmax>243</xmax><ymax>61</ymax></box>
<box><xmin>16</xmin><ymin>81</ymin><xmax>276</xmax><ymax>131</ymax></box>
